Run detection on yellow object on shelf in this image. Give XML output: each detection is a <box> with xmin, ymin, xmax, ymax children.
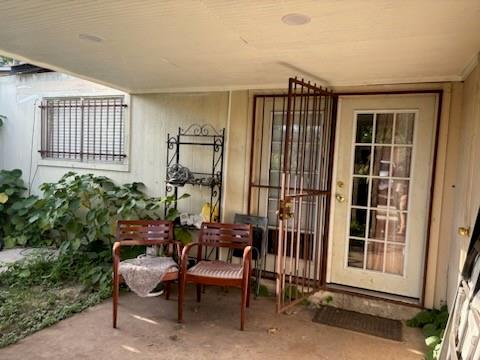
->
<box><xmin>201</xmin><ymin>203</ymin><xmax>219</xmax><ymax>222</ymax></box>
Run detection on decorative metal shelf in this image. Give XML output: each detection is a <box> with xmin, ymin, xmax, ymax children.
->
<box><xmin>165</xmin><ymin>124</ymin><xmax>225</xmax><ymax>222</ymax></box>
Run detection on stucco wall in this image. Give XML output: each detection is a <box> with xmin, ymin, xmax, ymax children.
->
<box><xmin>445</xmin><ymin>60</ymin><xmax>480</xmax><ymax>308</ymax></box>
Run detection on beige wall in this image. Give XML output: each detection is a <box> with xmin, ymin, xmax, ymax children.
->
<box><xmin>0</xmin><ymin>73</ymin><xmax>232</xmax><ymax>216</ymax></box>
<box><xmin>1</xmin><ymin>70</ymin><xmax>477</xmax><ymax>309</ymax></box>
<box><xmin>222</xmin><ymin>90</ymin><xmax>250</xmax><ymax>222</ymax></box>
<box><xmin>445</xmin><ymin>60</ymin><xmax>480</xmax><ymax>308</ymax></box>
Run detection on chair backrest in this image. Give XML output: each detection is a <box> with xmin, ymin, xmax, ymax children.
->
<box><xmin>197</xmin><ymin>222</ymin><xmax>252</xmax><ymax>260</ymax></box>
<box><xmin>116</xmin><ymin>220</ymin><xmax>174</xmax><ymax>244</ymax></box>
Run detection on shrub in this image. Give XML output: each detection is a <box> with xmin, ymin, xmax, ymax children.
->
<box><xmin>1</xmin><ymin>171</ymin><xmax>191</xmax><ymax>291</ymax></box>
<box><xmin>5</xmin><ymin>172</ymin><xmax>189</xmax><ymax>247</ymax></box>
<box><xmin>407</xmin><ymin>305</ymin><xmax>448</xmax><ymax>360</ymax></box>
<box><xmin>0</xmin><ymin>169</ymin><xmax>35</xmax><ymax>248</ymax></box>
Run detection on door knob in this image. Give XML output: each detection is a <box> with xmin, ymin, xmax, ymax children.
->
<box><xmin>335</xmin><ymin>193</ymin><xmax>345</xmax><ymax>203</ymax></box>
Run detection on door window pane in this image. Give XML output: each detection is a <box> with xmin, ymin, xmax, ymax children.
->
<box><xmin>366</xmin><ymin>241</ymin><xmax>384</xmax><ymax>272</ymax></box>
<box><xmin>356</xmin><ymin>114</ymin><xmax>373</xmax><ymax>143</ymax></box>
<box><xmin>269</xmin><ymin>171</ymin><xmax>280</xmax><ymax>187</ymax></box>
<box><xmin>375</xmin><ymin>113</ymin><xmax>394</xmax><ymax>144</ymax></box>
<box><xmin>390</xmin><ymin>180</ymin><xmax>409</xmax><ymax>210</ymax></box>
<box><xmin>272</xmin><ymin>122</ymin><xmax>284</xmax><ymax>142</ymax></box>
<box><xmin>270</xmin><ymin>142</ymin><xmax>282</xmax><ymax>170</ymax></box>
<box><xmin>348</xmin><ymin>239</ymin><xmax>365</xmax><ymax>268</ymax></box>
<box><xmin>372</xmin><ymin>146</ymin><xmax>391</xmax><ymax>176</ymax></box>
<box><xmin>392</xmin><ymin>147</ymin><xmax>412</xmax><ymax>178</ymax></box>
<box><xmin>370</xmin><ymin>178</ymin><xmax>389</xmax><ymax>208</ymax></box>
<box><xmin>387</xmin><ymin>211</ymin><xmax>407</xmax><ymax>243</ymax></box>
<box><xmin>395</xmin><ymin>113</ymin><xmax>415</xmax><ymax>144</ymax></box>
<box><xmin>350</xmin><ymin>208</ymin><xmax>367</xmax><ymax>237</ymax></box>
<box><xmin>385</xmin><ymin>244</ymin><xmax>404</xmax><ymax>275</ymax></box>
<box><xmin>369</xmin><ymin>209</ymin><xmax>387</xmax><ymax>240</ymax></box>
<box><xmin>353</xmin><ymin>146</ymin><xmax>371</xmax><ymax>175</ymax></box>
<box><xmin>351</xmin><ymin>177</ymin><xmax>369</xmax><ymax>206</ymax></box>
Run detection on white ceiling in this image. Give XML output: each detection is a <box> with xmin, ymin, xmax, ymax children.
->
<box><xmin>1</xmin><ymin>0</ymin><xmax>479</xmax><ymax>93</ymax></box>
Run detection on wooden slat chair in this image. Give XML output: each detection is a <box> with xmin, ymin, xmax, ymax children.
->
<box><xmin>112</xmin><ymin>220</ymin><xmax>180</xmax><ymax>328</ymax></box>
<box><xmin>178</xmin><ymin>222</ymin><xmax>253</xmax><ymax>330</ymax></box>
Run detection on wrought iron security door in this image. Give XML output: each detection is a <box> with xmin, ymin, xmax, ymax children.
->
<box><xmin>276</xmin><ymin>78</ymin><xmax>337</xmax><ymax>312</ymax></box>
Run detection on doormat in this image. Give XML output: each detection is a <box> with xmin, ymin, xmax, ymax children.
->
<box><xmin>312</xmin><ymin>306</ymin><xmax>402</xmax><ymax>341</ymax></box>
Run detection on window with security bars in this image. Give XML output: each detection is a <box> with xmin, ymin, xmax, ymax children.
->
<box><xmin>39</xmin><ymin>96</ymin><xmax>127</xmax><ymax>162</ymax></box>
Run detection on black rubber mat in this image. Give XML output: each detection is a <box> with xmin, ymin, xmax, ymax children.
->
<box><xmin>312</xmin><ymin>306</ymin><xmax>402</xmax><ymax>341</ymax></box>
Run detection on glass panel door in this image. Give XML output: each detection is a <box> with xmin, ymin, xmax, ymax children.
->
<box><xmin>329</xmin><ymin>94</ymin><xmax>437</xmax><ymax>298</ymax></box>
<box><xmin>347</xmin><ymin>111</ymin><xmax>415</xmax><ymax>276</ymax></box>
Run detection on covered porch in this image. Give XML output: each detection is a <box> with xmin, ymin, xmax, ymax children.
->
<box><xmin>0</xmin><ymin>288</ymin><xmax>425</xmax><ymax>360</ymax></box>
<box><xmin>1</xmin><ymin>1</ymin><xmax>480</xmax><ymax>358</ymax></box>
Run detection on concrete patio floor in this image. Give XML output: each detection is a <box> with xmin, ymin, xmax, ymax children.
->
<box><xmin>0</xmin><ymin>286</ymin><xmax>426</xmax><ymax>359</ymax></box>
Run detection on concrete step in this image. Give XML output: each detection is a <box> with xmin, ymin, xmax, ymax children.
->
<box><xmin>309</xmin><ymin>289</ymin><xmax>421</xmax><ymax>321</ymax></box>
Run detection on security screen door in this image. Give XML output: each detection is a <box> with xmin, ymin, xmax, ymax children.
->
<box><xmin>276</xmin><ymin>78</ymin><xmax>336</xmax><ymax>312</ymax></box>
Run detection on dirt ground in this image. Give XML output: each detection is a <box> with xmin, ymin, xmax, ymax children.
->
<box><xmin>0</xmin><ymin>286</ymin><xmax>426</xmax><ymax>359</ymax></box>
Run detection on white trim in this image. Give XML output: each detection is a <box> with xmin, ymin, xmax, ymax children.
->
<box><xmin>326</xmin><ymin>97</ymin><xmax>343</xmax><ymax>283</ymax></box>
<box><xmin>131</xmin><ymin>83</ymin><xmax>287</xmax><ymax>94</ymax></box>
<box><xmin>129</xmin><ymin>75</ymin><xmax>463</xmax><ymax>94</ymax></box>
<box><xmin>38</xmin><ymin>159</ymin><xmax>129</xmax><ymax>172</ymax></box>
<box><xmin>460</xmin><ymin>52</ymin><xmax>480</xmax><ymax>81</ymax></box>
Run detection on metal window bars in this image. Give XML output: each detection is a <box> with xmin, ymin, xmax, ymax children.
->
<box><xmin>39</xmin><ymin>96</ymin><xmax>127</xmax><ymax>162</ymax></box>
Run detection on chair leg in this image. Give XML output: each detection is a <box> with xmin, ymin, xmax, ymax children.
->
<box><xmin>246</xmin><ymin>260</ymin><xmax>252</xmax><ymax>308</ymax></box>
<box><xmin>196</xmin><ymin>284</ymin><xmax>202</xmax><ymax>302</ymax></box>
<box><xmin>241</xmin><ymin>260</ymin><xmax>251</xmax><ymax>331</ymax></box>
<box><xmin>178</xmin><ymin>278</ymin><xmax>185</xmax><ymax>323</ymax></box>
<box><xmin>165</xmin><ymin>282</ymin><xmax>171</xmax><ymax>300</ymax></box>
<box><xmin>256</xmin><ymin>257</ymin><xmax>263</xmax><ymax>298</ymax></box>
<box><xmin>241</xmin><ymin>279</ymin><xmax>248</xmax><ymax>331</ymax></box>
<box><xmin>113</xmin><ymin>269</ymin><xmax>120</xmax><ymax>329</ymax></box>
<box><xmin>246</xmin><ymin>275</ymin><xmax>251</xmax><ymax>308</ymax></box>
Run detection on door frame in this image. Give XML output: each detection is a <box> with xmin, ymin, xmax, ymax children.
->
<box><xmin>325</xmin><ymin>89</ymin><xmax>443</xmax><ymax>306</ymax></box>
<box><xmin>246</xmin><ymin>88</ymin><xmax>444</xmax><ymax>307</ymax></box>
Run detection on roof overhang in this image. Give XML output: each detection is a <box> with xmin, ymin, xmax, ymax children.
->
<box><xmin>1</xmin><ymin>1</ymin><xmax>479</xmax><ymax>93</ymax></box>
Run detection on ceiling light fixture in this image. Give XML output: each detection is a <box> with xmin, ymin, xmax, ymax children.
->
<box><xmin>78</xmin><ymin>33</ymin><xmax>104</xmax><ymax>43</ymax></box>
<box><xmin>281</xmin><ymin>13</ymin><xmax>311</xmax><ymax>26</ymax></box>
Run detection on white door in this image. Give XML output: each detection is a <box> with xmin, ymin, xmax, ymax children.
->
<box><xmin>329</xmin><ymin>94</ymin><xmax>438</xmax><ymax>298</ymax></box>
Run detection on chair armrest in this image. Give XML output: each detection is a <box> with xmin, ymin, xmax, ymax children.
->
<box><xmin>180</xmin><ymin>242</ymin><xmax>200</xmax><ymax>273</ymax></box>
<box><xmin>242</xmin><ymin>246</ymin><xmax>253</xmax><ymax>281</ymax></box>
<box><xmin>172</xmin><ymin>241</ymin><xmax>183</xmax><ymax>260</ymax></box>
<box><xmin>243</xmin><ymin>246</ymin><xmax>253</xmax><ymax>268</ymax></box>
<box><xmin>113</xmin><ymin>241</ymin><xmax>122</xmax><ymax>258</ymax></box>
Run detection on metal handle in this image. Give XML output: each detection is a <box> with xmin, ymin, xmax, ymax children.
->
<box><xmin>277</xmin><ymin>199</ymin><xmax>293</xmax><ymax>220</ymax></box>
<box><xmin>458</xmin><ymin>226</ymin><xmax>470</xmax><ymax>237</ymax></box>
<box><xmin>335</xmin><ymin>193</ymin><xmax>345</xmax><ymax>203</ymax></box>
